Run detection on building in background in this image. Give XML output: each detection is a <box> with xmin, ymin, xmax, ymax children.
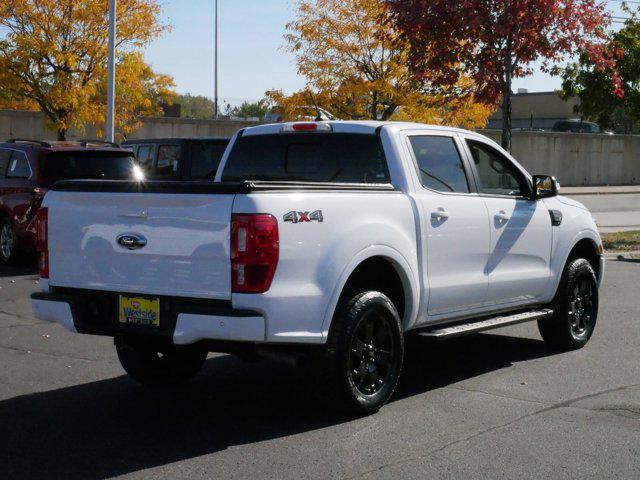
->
<box><xmin>487</xmin><ymin>90</ymin><xmax>580</xmax><ymax>130</ymax></box>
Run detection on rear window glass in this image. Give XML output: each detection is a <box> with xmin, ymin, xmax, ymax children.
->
<box><xmin>156</xmin><ymin>145</ymin><xmax>180</xmax><ymax>177</ymax></box>
<box><xmin>136</xmin><ymin>145</ymin><xmax>155</xmax><ymax>175</ymax></box>
<box><xmin>409</xmin><ymin>136</ymin><xmax>469</xmax><ymax>193</ymax></box>
<box><xmin>221</xmin><ymin>133</ymin><xmax>389</xmax><ymax>183</ymax></box>
<box><xmin>189</xmin><ymin>141</ymin><xmax>229</xmax><ymax>179</ymax></box>
<box><xmin>6</xmin><ymin>151</ymin><xmax>31</xmax><ymax>178</ymax></box>
<box><xmin>40</xmin><ymin>151</ymin><xmax>136</xmax><ymax>184</ymax></box>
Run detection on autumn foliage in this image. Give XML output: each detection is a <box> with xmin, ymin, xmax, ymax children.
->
<box><xmin>386</xmin><ymin>0</ymin><xmax>617</xmax><ymax>149</ymax></box>
<box><xmin>271</xmin><ymin>0</ymin><xmax>491</xmax><ymax>129</ymax></box>
<box><xmin>0</xmin><ymin>0</ymin><xmax>175</xmax><ymax>139</ymax></box>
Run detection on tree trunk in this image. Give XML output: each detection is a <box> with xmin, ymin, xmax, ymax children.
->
<box><xmin>57</xmin><ymin>128</ymin><xmax>66</xmax><ymax>141</ymax></box>
<box><xmin>501</xmin><ymin>51</ymin><xmax>513</xmax><ymax>152</ymax></box>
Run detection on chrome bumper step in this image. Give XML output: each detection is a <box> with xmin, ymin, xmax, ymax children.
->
<box><xmin>418</xmin><ymin>309</ymin><xmax>554</xmax><ymax>340</ymax></box>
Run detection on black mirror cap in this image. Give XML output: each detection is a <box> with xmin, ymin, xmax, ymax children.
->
<box><xmin>532</xmin><ymin>175</ymin><xmax>559</xmax><ymax>200</ymax></box>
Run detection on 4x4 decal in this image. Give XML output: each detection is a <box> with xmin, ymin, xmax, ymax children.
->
<box><xmin>283</xmin><ymin>210</ymin><xmax>323</xmax><ymax>223</ymax></box>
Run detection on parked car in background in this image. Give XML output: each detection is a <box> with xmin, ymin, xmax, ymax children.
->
<box><xmin>0</xmin><ymin>139</ymin><xmax>138</xmax><ymax>264</ymax></box>
<box><xmin>122</xmin><ymin>138</ymin><xmax>230</xmax><ymax>180</ymax></box>
<box><xmin>552</xmin><ymin>119</ymin><xmax>608</xmax><ymax>134</ymax></box>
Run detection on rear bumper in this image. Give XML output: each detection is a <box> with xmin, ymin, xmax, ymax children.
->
<box><xmin>30</xmin><ymin>290</ymin><xmax>265</xmax><ymax>345</ymax></box>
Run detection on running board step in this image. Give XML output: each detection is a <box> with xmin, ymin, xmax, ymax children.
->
<box><xmin>418</xmin><ymin>309</ymin><xmax>554</xmax><ymax>340</ymax></box>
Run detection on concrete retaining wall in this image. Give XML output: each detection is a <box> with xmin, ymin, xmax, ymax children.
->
<box><xmin>0</xmin><ymin>109</ymin><xmax>258</xmax><ymax>143</ymax></box>
<box><xmin>1</xmin><ymin>109</ymin><xmax>639</xmax><ymax>185</ymax></box>
<box><xmin>479</xmin><ymin>130</ymin><xmax>640</xmax><ymax>186</ymax></box>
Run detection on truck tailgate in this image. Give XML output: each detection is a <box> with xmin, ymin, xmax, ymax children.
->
<box><xmin>46</xmin><ymin>190</ymin><xmax>234</xmax><ymax>300</ymax></box>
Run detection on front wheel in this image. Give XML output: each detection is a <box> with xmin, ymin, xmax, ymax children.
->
<box><xmin>538</xmin><ymin>258</ymin><xmax>599</xmax><ymax>350</ymax></box>
<box><xmin>115</xmin><ymin>339</ymin><xmax>208</xmax><ymax>386</ymax></box>
<box><xmin>316</xmin><ymin>291</ymin><xmax>404</xmax><ymax>415</ymax></box>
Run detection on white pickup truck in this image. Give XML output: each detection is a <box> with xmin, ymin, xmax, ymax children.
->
<box><xmin>31</xmin><ymin>121</ymin><xmax>604</xmax><ymax>414</ymax></box>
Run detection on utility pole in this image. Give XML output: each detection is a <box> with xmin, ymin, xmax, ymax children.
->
<box><xmin>106</xmin><ymin>0</ymin><xmax>116</xmax><ymax>142</ymax></box>
<box><xmin>214</xmin><ymin>0</ymin><xmax>219</xmax><ymax>119</ymax></box>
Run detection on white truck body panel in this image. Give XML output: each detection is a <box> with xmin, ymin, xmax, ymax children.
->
<box><xmin>47</xmin><ymin>191</ymin><xmax>234</xmax><ymax>300</ymax></box>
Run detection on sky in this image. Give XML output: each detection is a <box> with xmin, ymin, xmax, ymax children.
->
<box><xmin>144</xmin><ymin>0</ymin><xmax>630</xmax><ymax>105</ymax></box>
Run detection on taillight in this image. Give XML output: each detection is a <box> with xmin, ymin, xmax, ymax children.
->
<box><xmin>36</xmin><ymin>207</ymin><xmax>49</xmax><ymax>278</ymax></box>
<box><xmin>231</xmin><ymin>214</ymin><xmax>279</xmax><ymax>293</ymax></box>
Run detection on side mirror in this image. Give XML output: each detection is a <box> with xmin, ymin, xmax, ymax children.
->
<box><xmin>532</xmin><ymin>175</ymin><xmax>559</xmax><ymax>200</ymax></box>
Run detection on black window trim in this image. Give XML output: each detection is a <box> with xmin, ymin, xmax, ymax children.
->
<box><xmin>0</xmin><ymin>148</ymin><xmax>13</xmax><ymax>178</ymax></box>
<box><xmin>404</xmin><ymin>133</ymin><xmax>479</xmax><ymax>197</ymax></box>
<box><xmin>462</xmin><ymin>137</ymin><xmax>533</xmax><ymax>200</ymax></box>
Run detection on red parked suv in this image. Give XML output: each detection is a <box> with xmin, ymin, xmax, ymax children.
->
<box><xmin>0</xmin><ymin>139</ymin><xmax>138</xmax><ymax>264</ymax></box>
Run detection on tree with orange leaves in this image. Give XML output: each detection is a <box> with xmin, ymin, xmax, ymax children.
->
<box><xmin>0</xmin><ymin>0</ymin><xmax>175</xmax><ymax>140</ymax></box>
<box><xmin>268</xmin><ymin>0</ymin><xmax>491</xmax><ymax>129</ymax></box>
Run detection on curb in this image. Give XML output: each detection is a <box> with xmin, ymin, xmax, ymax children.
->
<box><xmin>604</xmin><ymin>251</ymin><xmax>640</xmax><ymax>261</ymax></box>
<box><xmin>563</xmin><ymin>190</ymin><xmax>640</xmax><ymax>196</ymax></box>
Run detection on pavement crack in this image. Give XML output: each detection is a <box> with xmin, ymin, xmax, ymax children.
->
<box><xmin>346</xmin><ymin>382</ymin><xmax>640</xmax><ymax>480</ymax></box>
<box><xmin>0</xmin><ymin>321</ymin><xmax>43</xmax><ymax>329</ymax></box>
<box><xmin>0</xmin><ymin>344</ymin><xmax>112</xmax><ymax>364</ymax></box>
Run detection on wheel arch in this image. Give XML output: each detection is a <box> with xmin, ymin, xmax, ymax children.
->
<box><xmin>551</xmin><ymin>231</ymin><xmax>603</xmax><ymax>297</ymax></box>
<box><xmin>321</xmin><ymin>246</ymin><xmax>419</xmax><ymax>342</ymax></box>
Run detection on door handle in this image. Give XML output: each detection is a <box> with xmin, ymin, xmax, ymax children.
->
<box><xmin>495</xmin><ymin>211</ymin><xmax>510</xmax><ymax>222</ymax></box>
<box><xmin>431</xmin><ymin>208</ymin><xmax>450</xmax><ymax>221</ymax></box>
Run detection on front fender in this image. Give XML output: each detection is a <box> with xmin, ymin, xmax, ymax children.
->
<box><xmin>548</xmin><ymin>228</ymin><xmax>602</xmax><ymax>298</ymax></box>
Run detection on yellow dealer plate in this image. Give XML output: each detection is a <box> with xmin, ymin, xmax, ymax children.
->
<box><xmin>119</xmin><ymin>296</ymin><xmax>160</xmax><ymax>327</ymax></box>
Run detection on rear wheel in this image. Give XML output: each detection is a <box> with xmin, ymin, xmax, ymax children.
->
<box><xmin>538</xmin><ymin>258</ymin><xmax>598</xmax><ymax>350</ymax></box>
<box><xmin>115</xmin><ymin>338</ymin><xmax>207</xmax><ymax>386</ymax></box>
<box><xmin>0</xmin><ymin>219</ymin><xmax>18</xmax><ymax>264</ymax></box>
<box><xmin>316</xmin><ymin>291</ymin><xmax>404</xmax><ymax>415</ymax></box>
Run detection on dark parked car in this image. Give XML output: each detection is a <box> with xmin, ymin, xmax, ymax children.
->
<box><xmin>552</xmin><ymin>119</ymin><xmax>605</xmax><ymax>134</ymax></box>
<box><xmin>0</xmin><ymin>139</ymin><xmax>137</xmax><ymax>264</ymax></box>
<box><xmin>122</xmin><ymin>138</ymin><xmax>230</xmax><ymax>180</ymax></box>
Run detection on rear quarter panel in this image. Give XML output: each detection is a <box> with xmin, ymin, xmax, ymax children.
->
<box><xmin>232</xmin><ymin>191</ymin><xmax>420</xmax><ymax>343</ymax></box>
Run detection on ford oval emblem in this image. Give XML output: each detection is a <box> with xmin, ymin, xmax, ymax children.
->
<box><xmin>116</xmin><ymin>233</ymin><xmax>147</xmax><ymax>250</ymax></box>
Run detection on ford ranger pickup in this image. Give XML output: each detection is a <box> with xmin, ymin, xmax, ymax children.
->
<box><xmin>31</xmin><ymin>121</ymin><xmax>605</xmax><ymax>414</ymax></box>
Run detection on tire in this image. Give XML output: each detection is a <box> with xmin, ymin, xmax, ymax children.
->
<box><xmin>538</xmin><ymin>258</ymin><xmax>598</xmax><ymax>350</ymax></box>
<box><xmin>0</xmin><ymin>218</ymin><xmax>18</xmax><ymax>265</ymax></box>
<box><xmin>115</xmin><ymin>339</ymin><xmax>207</xmax><ymax>386</ymax></box>
<box><xmin>315</xmin><ymin>291</ymin><xmax>404</xmax><ymax>415</ymax></box>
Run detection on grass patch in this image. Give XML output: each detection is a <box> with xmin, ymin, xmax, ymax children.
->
<box><xmin>602</xmin><ymin>230</ymin><xmax>640</xmax><ymax>252</ymax></box>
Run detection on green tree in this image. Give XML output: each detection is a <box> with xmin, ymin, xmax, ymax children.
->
<box><xmin>176</xmin><ymin>93</ymin><xmax>216</xmax><ymax>119</ymax></box>
<box><xmin>560</xmin><ymin>6</ymin><xmax>637</xmax><ymax>133</ymax></box>
<box><xmin>227</xmin><ymin>100</ymin><xmax>269</xmax><ymax>119</ymax></box>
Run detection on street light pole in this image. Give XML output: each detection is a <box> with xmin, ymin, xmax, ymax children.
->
<box><xmin>106</xmin><ymin>0</ymin><xmax>116</xmax><ymax>142</ymax></box>
<box><xmin>214</xmin><ymin>0</ymin><xmax>219</xmax><ymax>119</ymax></box>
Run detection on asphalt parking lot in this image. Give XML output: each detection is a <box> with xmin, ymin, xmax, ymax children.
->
<box><xmin>1</xmin><ymin>259</ymin><xmax>639</xmax><ymax>480</ymax></box>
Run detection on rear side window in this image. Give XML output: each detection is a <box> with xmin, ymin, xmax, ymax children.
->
<box><xmin>156</xmin><ymin>145</ymin><xmax>180</xmax><ymax>177</ymax></box>
<box><xmin>409</xmin><ymin>136</ymin><xmax>469</xmax><ymax>193</ymax></box>
<box><xmin>40</xmin><ymin>151</ymin><xmax>136</xmax><ymax>185</ymax></box>
<box><xmin>136</xmin><ymin>145</ymin><xmax>155</xmax><ymax>174</ymax></box>
<box><xmin>189</xmin><ymin>141</ymin><xmax>229</xmax><ymax>179</ymax></box>
<box><xmin>6</xmin><ymin>151</ymin><xmax>31</xmax><ymax>178</ymax></box>
<box><xmin>221</xmin><ymin>133</ymin><xmax>390</xmax><ymax>183</ymax></box>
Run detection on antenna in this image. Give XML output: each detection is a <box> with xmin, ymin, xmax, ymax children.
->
<box><xmin>308</xmin><ymin>91</ymin><xmax>323</xmax><ymax>122</ymax></box>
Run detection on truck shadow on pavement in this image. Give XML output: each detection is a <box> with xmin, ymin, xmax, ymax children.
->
<box><xmin>1</xmin><ymin>333</ymin><xmax>558</xmax><ymax>480</ymax></box>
